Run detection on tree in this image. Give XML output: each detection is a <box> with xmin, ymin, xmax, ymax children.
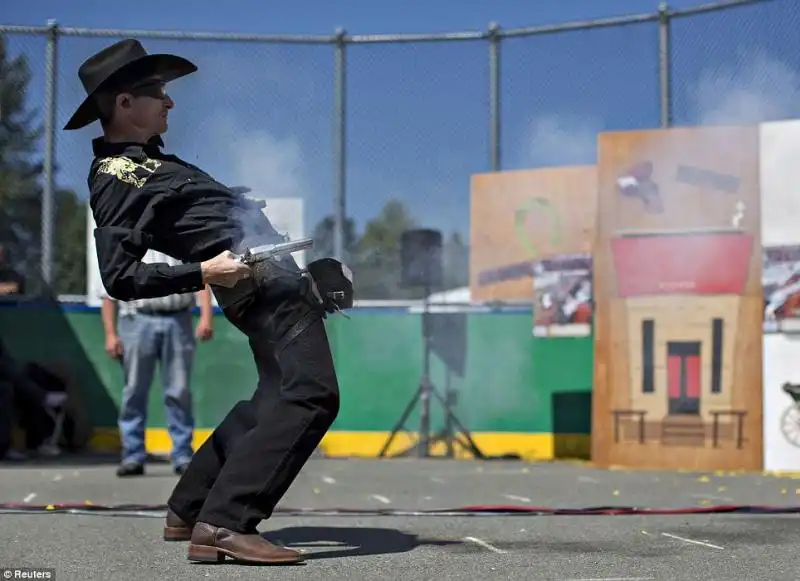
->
<box><xmin>344</xmin><ymin>200</ymin><xmax>471</xmax><ymax>300</ymax></box>
<box><xmin>308</xmin><ymin>214</ymin><xmax>358</xmax><ymax>265</ymax></box>
<box><xmin>53</xmin><ymin>188</ymin><xmax>87</xmax><ymax>295</ymax></box>
<box><xmin>0</xmin><ymin>35</ymin><xmax>44</xmax><ymax>284</ymax></box>
<box><xmin>353</xmin><ymin>199</ymin><xmax>420</xmax><ymax>300</ymax></box>
<box><xmin>0</xmin><ymin>36</ymin><xmax>88</xmax><ymax>296</ymax></box>
<box><xmin>441</xmin><ymin>231</ymin><xmax>470</xmax><ymax>291</ymax></box>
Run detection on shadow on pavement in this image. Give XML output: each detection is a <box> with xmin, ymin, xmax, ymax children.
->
<box><xmin>0</xmin><ymin>452</ymin><xmax>123</xmax><ymax>468</ymax></box>
<box><xmin>262</xmin><ymin>526</ymin><xmax>462</xmax><ymax>560</ymax></box>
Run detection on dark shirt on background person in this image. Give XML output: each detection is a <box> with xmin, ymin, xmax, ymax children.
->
<box><xmin>0</xmin><ymin>243</ymin><xmax>25</xmax><ymax>296</ymax></box>
<box><xmin>0</xmin><ymin>267</ymin><xmax>24</xmax><ymax>296</ymax></box>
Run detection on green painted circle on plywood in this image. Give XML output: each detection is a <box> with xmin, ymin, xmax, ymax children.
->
<box><xmin>514</xmin><ymin>197</ymin><xmax>563</xmax><ymax>259</ymax></box>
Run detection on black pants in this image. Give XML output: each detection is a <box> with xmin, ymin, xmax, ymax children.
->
<box><xmin>0</xmin><ymin>357</ymin><xmax>53</xmax><ymax>454</ymax></box>
<box><xmin>167</xmin><ymin>271</ymin><xmax>340</xmax><ymax>533</ymax></box>
<box><xmin>0</xmin><ymin>380</ymin><xmax>13</xmax><ymax>457</ymax></box>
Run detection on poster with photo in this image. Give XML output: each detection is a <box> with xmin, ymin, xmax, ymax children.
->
<box><xmin>532</xmin><ymin>252</ymin><xmax>592</xmax><ymax>337</ymax></box>
<box><xmin>763</xmin><ymin>244</ymin><xmax>800</xmax><ymax>333</ymax></box>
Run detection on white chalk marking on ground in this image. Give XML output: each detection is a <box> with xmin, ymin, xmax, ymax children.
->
<box><xmin>321</xmin><ymin>476</ymin><xmax>336</xmax><ymax>484</ymax></box>
<box><xmin>503</xmin><ymin>494</ymin><xmax>531</xmax><ymax>503</ymax></box>
<box><xmin>370</xmin><ymin>494</ymin><xmax>391</xmax><ymax>504</ymax></box>
<box><xmin>423</xmin><ymin>496</ymin><xmax>433</xmax><ymax>501</ymax></box>
<box><xmin>23</xmin><ymin>493</ymin><xmax>36</xmax><ymax>503</ymax></box>
<box><xmin>430</xmin><ymin>477</ymin><xmax>445</xmax><ymax>484</ymax></box>
<box><xmin>462</xmin><ymin>536</ymin><xmax>507</xmax><ymax>554</ymax></box>
<box><xmin>52</xmin><ymin>474</ymin><xmax>63</xmax><ymax>482</ymax></box>
<box><xmin>578</xmin><ymin>475</ymin><xmax>600</xmax><ymax>483</ymax></box>
<box><xmin>562</xmin><ymin>577</ymin><xmax>655</xmax><ymax>581</ymax></box>
<box><xmin>496</xmin><ymin>467</ymin><xmax>531</xmax><ymax>474</ymax></box>
<box><xmin>689</xmin><ymin>493</ymin><xmax>734</xmax><ymax>502</ymax></box>
<box><xmin>661</xmin><ymin>532</ymin><xmax>724</xmax><ymax>550</ymax></box>
<box><xmin>480</xmin><ymin>468</ymin><xmax>531</xmax><ymax>475</ymax></box>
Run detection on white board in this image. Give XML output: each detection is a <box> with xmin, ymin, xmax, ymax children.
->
<box><xmin>760</xmin><ymin>119</ymin><xmax>800</xmax><ymax>247</ymax></box>
<box><xmin>85</xmin><ymin>209</ymin><xmax>103</xmax><ymax>307</ymax></box>
<box><xmin>763</xmin><ymin>334</ymin><xmax>800</xmax><ymax>472</ymax></box>
<box><xmin>761</xmin><ymin>119</ymin><xmax>800</xmax><ymax>471</ymax></box>
<box><xmin>256</xmin><ymin>196</ymin><xmax>306</xmax><ymax>268</ymax></box>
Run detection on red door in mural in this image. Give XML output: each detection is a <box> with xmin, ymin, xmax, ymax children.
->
<box><xmin>667</xmin><ymin>342</ymin><xmax>701</xmax><ymax>415</ymax></box>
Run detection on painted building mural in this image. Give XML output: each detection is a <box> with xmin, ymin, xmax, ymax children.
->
<box><xmin>592</xmin><ymin>125</ymin><xmax>763</xmax><ymax>471</ymax></box>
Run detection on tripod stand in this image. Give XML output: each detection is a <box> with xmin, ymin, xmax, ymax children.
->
<box><xmin>378</xmin><ymin>292</ymin><xmax>485</xmax><ymax>459</ymax></box>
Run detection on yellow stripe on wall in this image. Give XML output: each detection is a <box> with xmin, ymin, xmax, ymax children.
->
<box><xmin>88</xmin><ymin>429</ymin><xmax>591</xmax><ymax>461</ymax></box>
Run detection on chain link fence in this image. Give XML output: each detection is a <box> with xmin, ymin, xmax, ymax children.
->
<box><xmin>0</xmin><ymin>0</ymin><xmax>796</xmax><ymax>300</ymax></box>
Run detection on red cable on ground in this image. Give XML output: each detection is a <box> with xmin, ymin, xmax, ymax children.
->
<box><xmin>0</xmin><ymin>502</ymin><xmax>799</xmax><ymax>516</ymax></box>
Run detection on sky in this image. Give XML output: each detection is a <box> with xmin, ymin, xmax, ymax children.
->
<box><xmin>4</xmin><ymin>0</ymin><xmax>800</xmax><ymax>241</ymax></box>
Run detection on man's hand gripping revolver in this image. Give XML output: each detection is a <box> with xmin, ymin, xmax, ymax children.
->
<box><xmin>237</xmin><ymin>238</ymin><xmax>354</xmax><ymax>317</ymax></box>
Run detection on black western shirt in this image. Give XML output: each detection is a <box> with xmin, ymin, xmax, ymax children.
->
<box><xmin>88</xmin><ymin>136</ymin><xmax>279</xmax><ymax>301</ymax></box>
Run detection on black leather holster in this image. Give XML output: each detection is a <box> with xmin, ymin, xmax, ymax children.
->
<box><xmin>300</xmin><ymin>258</ymin><xmax>354</xmax><ymax>314</ymax></box>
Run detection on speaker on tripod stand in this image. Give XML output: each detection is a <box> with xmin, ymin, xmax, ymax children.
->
<box><xmin>378</xmin><ymin>228</ymin><xmax>485</xmax><ymax>459</ymax></box>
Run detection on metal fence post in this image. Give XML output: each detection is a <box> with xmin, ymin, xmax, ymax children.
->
<box><xmin>488</xmin><ymin>22</ymin><xmax>501</xmax><ymax>171</ymax></box>
<box><xmin>42</xmin><ymin>19</ymin><xmax>59</xmax><ymax>286</ymax></box>
<box><xmin>332</xmin><ymin>28</ymin><xmax>347</xmax><ymax>262</ymax></box>
<box><xmin>658</xmin><ymin>2</ymin><xmax>672</xmax><ymax>128</ymax></box>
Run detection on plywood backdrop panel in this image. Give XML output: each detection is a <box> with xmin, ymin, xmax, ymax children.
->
<box><xmin>592</xmin><ymin>125</ymin><xmax>763</xmax><ymax>470</ymax></box>
<box><xmin>469</xmin><ymin>166</ymin><xmax>596</xmax><ymax>302</ymax></box>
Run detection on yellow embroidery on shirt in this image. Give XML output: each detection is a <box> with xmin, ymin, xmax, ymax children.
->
<box><xmin>96</xmin><ymin>156</ymin><xmax>162</xmax><ymax>188</ymax></box>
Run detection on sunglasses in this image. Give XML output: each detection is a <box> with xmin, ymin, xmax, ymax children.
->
<box><xmin>126</xmin><ymin>79</ymin><xmax>168</xmax><ymax>99</ymax></box>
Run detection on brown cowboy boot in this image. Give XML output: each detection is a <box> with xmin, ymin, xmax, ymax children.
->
<box><xmin>163</xmin><ymin>508</ymin><xmax>193</xmax><ymax>542</ymax></box>
<box><xmin>187</xmin><ymin>522</ymin><xmax>304</xmax><ymax>564</ymax></box>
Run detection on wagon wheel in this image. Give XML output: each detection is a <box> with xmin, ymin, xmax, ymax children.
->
<box><xmin>780</xmin><ymin>404</ymin><xmax>800</xmax><ymax>447</ymax></box>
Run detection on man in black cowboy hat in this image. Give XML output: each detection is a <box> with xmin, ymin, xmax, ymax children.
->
<box><xmin>66</xmin><ymin>39</ymin><xmax>352</xmax><ymax>565</ymax></box>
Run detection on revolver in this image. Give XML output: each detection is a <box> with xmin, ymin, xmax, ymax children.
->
<box><xmin>237</xmin><ymin>238</ymin><xmax>314</xmax><ymax>265</ymax></box>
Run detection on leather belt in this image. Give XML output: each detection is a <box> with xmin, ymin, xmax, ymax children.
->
<box><xmin>274</xmin><ymin>308</ymin><xmax>324</xmax><ymax>355</ymax></box>
<box><xmin>137</xmin><ymin>307</ymin><xmax>192</xmax><ymax>316</ymax></box>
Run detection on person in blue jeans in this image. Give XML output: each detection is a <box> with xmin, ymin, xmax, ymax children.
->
<box><xmin>100</xmin><ymin>249</ymin><xmax>214</xmax><ymax>477</ymax></box>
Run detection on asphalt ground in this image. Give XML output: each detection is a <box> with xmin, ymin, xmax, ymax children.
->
<box><xmin>1</xmin><ymin>456</ymin><xmax>799</xmax><ymax>580</ymax></box>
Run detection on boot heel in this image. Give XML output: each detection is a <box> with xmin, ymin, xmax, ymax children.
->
<box><xmin>187</xmin><ymin>544</ymin><xmax>226</xmax><ymax>563</ymax></box>
<box><xmin>163</xmin><ymin>526</ymin><xmax>191</xmax><ymax>542</ymax></box>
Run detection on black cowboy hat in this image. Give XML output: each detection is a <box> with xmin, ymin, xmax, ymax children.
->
<box><xmin>63</xmin><ymin>38</ymin><xmax>197</xmax><ymax>131</ymax></box>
